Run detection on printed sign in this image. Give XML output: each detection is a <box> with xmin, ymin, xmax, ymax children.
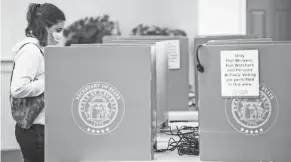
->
<box><xmin>220</xmin><ymin>49</ymin><xmax>259</xmax><ymax>97</ymax></box>
<box><xmin>225</xmin><ymin>83</ymin><xmax>279</xmax><ymax>136</ymax></box>
<box><xmin>166</xmin><ymin>40</ymin><xmax>180</xmax><ymax>69</ymax></box>
<box><xmin>72</xmin><ymin>82</ymin><xmax>125</xmax><ymax>135</ymax></box>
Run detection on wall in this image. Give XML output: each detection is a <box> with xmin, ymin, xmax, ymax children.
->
<box><xmin>1</xmin><ymin>0</ymin><xmax>199</xmax><ymax>60</ymax></box>
<box><xmin>197</xmin><ymin>0</ymin><xmax>246</xmax><ymax>35</ymax></box>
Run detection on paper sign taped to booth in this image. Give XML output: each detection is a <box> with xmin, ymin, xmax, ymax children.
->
<box><xmin>220</xmin><ymin>49</ymin><xmax>259</xmax><ymax>97</ymax></box>
<box><xmin>166</xmin><ymin>40</ymin><xmax>180</xmax><ymax>69</ymax></box>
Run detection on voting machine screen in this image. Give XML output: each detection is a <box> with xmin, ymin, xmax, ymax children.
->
<box><xmin>197</xmin><ymin>42</ymin><xmax>291</xmax><ymax>161</ymax></box>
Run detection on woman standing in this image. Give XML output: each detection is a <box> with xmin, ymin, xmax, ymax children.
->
<box><xmin>10</xmin><ymin>3</ymin><xmax>66</xmax><ymax>162</ymax></box>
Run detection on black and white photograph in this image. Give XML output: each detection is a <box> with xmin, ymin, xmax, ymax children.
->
<box><xmin>1</xmin><ymin>0</ymin><xmax>290</xmax><ymax>161</ymax></box>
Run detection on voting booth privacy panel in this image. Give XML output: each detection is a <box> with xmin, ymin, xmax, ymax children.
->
<box><xmin>72</xmin><ymin>42</ymin><xmax>168</xmax><ymax>129</ymax></box>
<box><xmin>103</xmin><ymin>36</ymin><xmax>189</xmax><ymax>112</ymax></box>
<box><xmin>197</xmin><ymin>42</ymin><xmax>291</xmax><ymax>161</ymax></box>
<box><xmin>44</xmin><ymin>45</ymin><xmax>155</xmax><ymax>161</ymax></box>
<box><xmin>193</xmin><ymin>35</ymin><xmax>263</xmax><ymax>110</ymax></box>
<box><xmin>104</xmin><ymin>41</ymin><xmax>168</xmax><ymax>127</ymax></box>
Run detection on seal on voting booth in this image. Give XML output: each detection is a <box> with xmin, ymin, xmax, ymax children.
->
<box><xmin>72</xmin><ymin>82</ymin><xmax>125</xmax><ymax>135</ymax></box>
<box><xmin>225</xmin><ymin>83</ymin><xmax>279</xmax><ymax>136</ymax></box>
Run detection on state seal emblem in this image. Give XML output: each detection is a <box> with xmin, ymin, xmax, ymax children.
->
<box><xmin>72</xmin><ymin>82</ymin><xmax>125</xmax><ymax>135</ymax></box>
<box><xmin>225</xmin><ymin>83</ymin><xmax>279</xmax><ymax>136</ymax></box>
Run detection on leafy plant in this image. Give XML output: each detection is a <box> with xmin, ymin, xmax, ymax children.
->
<box><xmin>131</xmin><ymin>24</ymin><xmax>187</xmax><ymax>36</ymax></box>
<box><xmin>63</xmin><ymin>15</ymin><xmax>121</xmax><ymax>46</ymax></box>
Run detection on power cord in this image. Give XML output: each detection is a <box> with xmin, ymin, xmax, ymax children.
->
<box><xmin>154</xmin><ymin>125</ymin><xmax>199</xmax><ymax>156</ymax></box>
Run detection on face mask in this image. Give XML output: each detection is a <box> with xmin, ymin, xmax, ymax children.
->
<box><xmin>52</xmin><ymin>32</ymin><xmax>62</xmax><ymax>42</ymax></box>
<box><xmin>48</xmin><ymin>32</ymin><xmax>62</xmax><ymax>45</ymax></box>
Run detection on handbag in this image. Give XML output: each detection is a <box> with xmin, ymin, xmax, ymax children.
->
<box><xmin>9</xmin><ymin>43</ymin><xmax>45</xmax><ymax>129</ymax></box>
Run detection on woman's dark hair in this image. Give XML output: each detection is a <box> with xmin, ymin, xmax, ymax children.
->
<box><xmin>25</xmin><ymin>3</ymin><xmax>66</xmax><ymax>46</ymax></box>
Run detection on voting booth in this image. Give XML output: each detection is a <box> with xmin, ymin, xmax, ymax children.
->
<box><xmin>72</xmin><ymin>42</ymin><xmax>169</xmax><ymax>129</ymax></box>
<box><xmin>44</xmin><ymin>45</ymin><xmax>155</xmax><ymax>161</ymax></box>
<box><xmin>103</xmin><ymin>36</ymin><xmax>189</xmax><ymax>112</ymax></box>
<box><xmin>193</xmin><ymin>35</ymin><xmax>263</xmax><ymax>110</ymax></box>
<box><xmin>197</xmin><ymin>41</ymin><xmax>291</xmax><ymax>161</ymax></box>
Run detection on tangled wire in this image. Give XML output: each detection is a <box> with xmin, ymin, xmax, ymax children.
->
<box><xmin>154</xmin><ymin>125</ymin><xmax>199</xmax><ymax>156</ymax></box>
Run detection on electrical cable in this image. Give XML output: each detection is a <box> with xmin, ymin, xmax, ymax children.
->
<box><xmin>154</xmin><ymin>125</ymin><xmax>199</xmax><ymax>156</ymax></box>
<box><xmin>196</xmin><ymin>44</ymin><xmax>205</xmax><ymax>73</ymax></box>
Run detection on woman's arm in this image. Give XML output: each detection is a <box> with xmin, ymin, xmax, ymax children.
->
<box><xmin>10</xmin><ymin>45</ymin><xmax>44</xmax><ymax>98</ymax></box>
